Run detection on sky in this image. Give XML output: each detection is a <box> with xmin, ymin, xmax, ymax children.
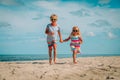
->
<box><xmin>0</xmin><ymin>0</ymin><xmax>120</xmax><ymax>55</ymax></box>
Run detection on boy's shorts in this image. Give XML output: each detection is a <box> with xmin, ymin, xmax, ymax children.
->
<box><xmin>47</xmin><ymin>41</ymin><xmax>56</xmax><ymax>48</ymax></box>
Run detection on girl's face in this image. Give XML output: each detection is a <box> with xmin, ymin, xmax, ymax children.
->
<box><xmin>72</xmin><ymin>27</ymin><xmax>79</xmax><ymax>35</ymax></box>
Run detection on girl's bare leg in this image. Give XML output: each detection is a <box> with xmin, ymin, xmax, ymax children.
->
<box><xmin>73</xmin><ymin>50</ymin><xmax>77</xmax><ymax>64</ymax></box>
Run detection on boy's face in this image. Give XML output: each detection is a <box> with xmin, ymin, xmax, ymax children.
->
<box><xmin>50</xmin><ymin>16</ymin><xmax>57</xmax><ymax>22</ymax></box>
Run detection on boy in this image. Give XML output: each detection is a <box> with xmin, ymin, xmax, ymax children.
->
<box><xmin>45</xmin><ymin>14</ymin><xmax>62</xmax><ymax>64</ymax></box>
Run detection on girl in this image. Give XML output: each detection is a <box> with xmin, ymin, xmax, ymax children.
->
<box><xmin>63</xmin><ymin>26</ymin><xmax>83</xmax><ymax>64</ymax></box>
<box><xmin>45</xmin><ymin>14</ymin><xmax>62</xmax><ymax>64</ymax></box>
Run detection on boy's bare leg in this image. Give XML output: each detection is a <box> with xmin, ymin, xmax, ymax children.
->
<box><xmin>53</xmin><ymin>44</ymin><xmax>57</xmax><ymax>64</ymax></box>
<box><xmin>49</xmin><ymin>47</ymin><xmax>52</xmax><ymax>65</ymax></box>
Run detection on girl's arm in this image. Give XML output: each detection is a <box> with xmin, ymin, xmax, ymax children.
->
<box><xmin>79</xmin><ymin>33</ymin><xmax>83</xmax><ymax>44</ymax></box>
<box><xmin>79</xmin><ymin>30</ymin><xmax>83</xmax><ymax>44</ymax></box>
<box><xmin>79</xmin><ymin>37</ymin><xmax>83</xmax><ymax>44</ymax></box>
<box><xmin>63</xmin><ymin>36</ymin><xmax>70</xmax><ymax>42</ymax></box>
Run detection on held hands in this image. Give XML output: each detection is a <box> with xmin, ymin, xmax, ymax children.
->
<box><xmin>60</xmin><ymin>39</ymin><xmax>63</xmax><ymax>43</ymax></box>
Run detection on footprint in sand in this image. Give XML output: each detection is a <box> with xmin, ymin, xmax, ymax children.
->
<box><xmin>2</xmin><ymin>78</ymin><xmax>6</xmax><ymax>80</ymax></box>
<box><xmin>80</xmin><ymin>74</ymin><xmax>87</xmax><ymax>77</ymax></box>
<box><xmin>11</xmin><ymin>69</ymin><xmax>15</xmax><ymax>75</ymax></box>
<box><xmin>40</xmin><ymin>71</ymin><xmax>47</xmax><ymax>79</ymax></box>
<box><xmin>106</xmin><ymin>76</ymin><xmax>114</xmax><ymax>79</ymax></box>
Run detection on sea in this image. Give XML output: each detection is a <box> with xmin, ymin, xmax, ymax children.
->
<box><xmin>0</xmin><ymin>53</ymin><xmax>120</xmax><ymax>62</ymax></box>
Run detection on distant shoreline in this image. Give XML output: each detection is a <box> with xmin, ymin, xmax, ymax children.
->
<box><xmin>0</xmin><ymin>53</ymin><xmax>120</xmax><ymax>62</ymax></box>
<box><xmin>0</xmin><ymin>53</ymin><xmax>120</xmax><ymax>56</ymax></box>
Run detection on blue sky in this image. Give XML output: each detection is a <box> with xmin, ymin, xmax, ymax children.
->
<box><xmin>0</xmin><ymin>0</ymin><xmax>120</xmax><ymax>55</ymax></box>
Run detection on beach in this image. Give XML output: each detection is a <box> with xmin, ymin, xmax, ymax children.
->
<box><xmin>0</xmin><ymin>56</ymin><xmax>120</xmax><ymax>80</ymax></box>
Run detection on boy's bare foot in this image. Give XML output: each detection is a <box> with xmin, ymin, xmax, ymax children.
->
<box><xmin>49</xmin><ymin>62</ymin><xmax>52</xmax><ymax>65</ymax></box>
<box><xmin>54</xmin><ymin>61</ymin><xmax>56</xmax><ymax>64</ymax></box>
<box><xmin>49</xmin><ymin>57</ymin><xmax>52</xmax><ymax>65</ymax></box>
<box><xmin>74</xmin><ymin>62</ymin><xmax>77</xmax><ymax>64</ymax></box>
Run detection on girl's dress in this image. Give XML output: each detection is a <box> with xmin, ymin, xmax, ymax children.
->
<box><xmin>70</xmin><ymin>35</ymin><xmax>81</xmax><ymax>53</ymax></box>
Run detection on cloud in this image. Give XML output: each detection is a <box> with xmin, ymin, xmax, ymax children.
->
<box><xmin>0</xmin><ymin>22</ymin><xmax>11</xmax><ymax>27</ymax></box>
<box><xmin>89</xmin><ymin>19</ymin><xmax>111</xmax><ymax>27</ymax></box>
<box><xmin>32</xmin><ymin>13</ymin><xmax>48</xmax><ymax>20</ymax></box>
<box><xmin>98</xmin><ymin>0</ymin><xmax>111</xmax><ymax>5</ymax></box>
<box><xmin>87</xmin><ymin>32</ymin><xmax>95</xmax><ymax>37</ymax></box>
<box><xmin>70</xmin><ymin>8</ymin><xmax>91</xmax><ymax>17</ymax></box>
<box><xmin>0</xmin><ymin>0</ymin><xmax>21</xmax><ymax>6</ymax></box>
<box><xmin>0</xmin><ymin>0</ymin><xmax>119</xmax><ymax>38</ymax></box>
<box><xmin>0</xmin><ymin>0</ymin><xmax>34</xmax><ymax>11</ymax></box>
<box><xmin>107</xmin><ymin>32</ymin><xmax>116</xmax><ymax>39</ymax></box>
<box><xmin>32</xmin><ymin>1</ymin><xmax>60</xmax><ymax>10</ymax></box>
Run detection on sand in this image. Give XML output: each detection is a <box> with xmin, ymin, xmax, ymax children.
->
<box><xmin>0</xmin><ymin>56</ymin><xmax>120</xmax><ymax>80</ymax></box>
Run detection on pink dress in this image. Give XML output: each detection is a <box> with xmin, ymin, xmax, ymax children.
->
<box><xmin>70</xmin><ymin>35</ymin><xmax>81</xmax><ymax>53</ymax></box>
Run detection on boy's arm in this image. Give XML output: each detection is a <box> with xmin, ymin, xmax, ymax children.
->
<box><xmin>45</xmin><ymin>28</ymin><xmax>54</xmax><ymax>35</ymax></box>
<box><xmin>45</xmin><ymin>28</ymin><xmax>49</xmax><ymax>34</ymax></box>
<box><xmin>58</xmin><ymin>31</ymin><xmax>62</xmax><ymax>42</ymax></box>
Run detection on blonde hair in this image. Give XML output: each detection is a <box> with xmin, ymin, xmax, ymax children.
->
<box><xmin>71</xmin><ymin>26</ymin><xmax>80</xmax><ymax>36</ymax></box>
<box><xmin>50</xmin><ymin>14</ymin><xmax>58</xmax><ymax>19</ymax></box>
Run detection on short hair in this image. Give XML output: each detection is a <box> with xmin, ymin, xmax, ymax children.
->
<box><xmin>50</xmin><ymin>14</ymin><xmax>58</xmax><ymax>19</ymax></box>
